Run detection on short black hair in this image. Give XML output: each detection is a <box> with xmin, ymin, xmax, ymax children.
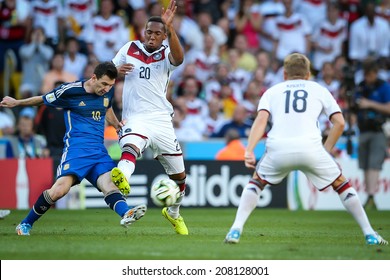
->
<box><xmin>94</xmin><ymin>62</ymin><xmax>118</xmax><ymax>80</ymax></box>
<box><xmin>147</xmin><ymin>16</ymin><xmax>166</xmax><ymax>32</ymax></box>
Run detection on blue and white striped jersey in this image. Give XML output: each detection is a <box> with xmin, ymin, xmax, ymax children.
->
<box><xmin>42</xmin><ymin>80</ymin><xmax>114</xmax><ymax>149</ymax></box>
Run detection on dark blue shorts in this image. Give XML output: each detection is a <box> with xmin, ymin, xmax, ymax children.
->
<box><xmin>56</xmin><ymin>147</ymin><xmax>116</xmax><ymax>189</ymax></box>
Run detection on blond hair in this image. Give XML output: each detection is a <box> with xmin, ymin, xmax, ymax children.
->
<box><xmin>283</xmin><ymin>53</ymin><xmax>311</xmax><ymax>80</ymax></box>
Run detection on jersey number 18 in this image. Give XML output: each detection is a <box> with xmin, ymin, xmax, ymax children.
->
<box><xmin>284</xmin><ymin>90</ymin><xmax>308</xmax><ymax>113</ymax></box>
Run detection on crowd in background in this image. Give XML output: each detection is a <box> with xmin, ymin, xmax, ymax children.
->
<box><xmin>0</xmin><ymin>0</ymin><xmax>390</xmax><ymax>160</ymax></box>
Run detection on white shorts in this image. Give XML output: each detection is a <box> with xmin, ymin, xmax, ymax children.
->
<box><xmin>118</xmin><ymin>114</ymin><xmax>185</xmax><ymax>175</ymax></box>
<box><xmin>256</xmin><ymin>142</ymin><xmax>341</xmax><ymax>190</ymax></box>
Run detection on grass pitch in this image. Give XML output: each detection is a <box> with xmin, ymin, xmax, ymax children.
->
<box><xmin>0</xmin><ymin>208</ymin><xmax>389</xmax><ymax>260</ymax></box>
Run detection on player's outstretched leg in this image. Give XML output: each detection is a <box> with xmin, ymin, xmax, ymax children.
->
<box><xmin>111</xmin><ymin>167</ymin><xmax>130</xmax><ymax>195</ymax></box>
<box><xmin>366</xmin><ymin>232</ymin><xmax>388</xmax><ymax>245</ymax></box>
<box><xmin>224</xmin><ymin>228</ymin><xmax>241</xmax><ymax>244</ymax></box>
<box><xmin>120</xmin><ymin>204</ymin><xmax>147</xmax><ymax>228</ymax></box>
<box><xmin>162</xmin><ymin>206</ymin><xmax>188</xmax><ymax>235</ymax></box>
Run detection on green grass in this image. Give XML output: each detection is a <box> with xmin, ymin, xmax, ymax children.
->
<box><xmin>0</xmin><ymin>208</ymin><xmax>389</xmax><ymax>260</ymax></box>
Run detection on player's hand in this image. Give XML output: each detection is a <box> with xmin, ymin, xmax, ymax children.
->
<box><xmin>117</xmin><ymin>63</ymin><xmax>134</xmax><ymax>75</ymax></box>
<box><xmin>116</xmin><ymin>120</ymin><xmax>126</xmax><ymax>135</ymax></box>
<box><xmin>162</xmin><ymin>0</ymin><xmax>177</xmax><ymax>27</ymax></box>
<box><xmin>0</xmin><ymin>96</ymin><xmax>18</xmax><ymax>108</ymax></box>
<box><xmin>244</xmin><ymin>151</ymin><xmax>256</xmax><ymax>169</ymax></box>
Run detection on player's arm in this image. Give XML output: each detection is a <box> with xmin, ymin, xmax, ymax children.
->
<box><xmin>245</xmin><ymin>110</ymin><xmax>269</xmax><ymax>169</ymax></box>
<box><xmin>0</xmin><ymin>96</ymin><xmax>44</xmax><ymax>108</ymax></box>
<box><xmin>163</xmin><ymin>0</ymin><xmax>184</xmax><ymax>66</ymax></box>
<box><xmin>324</xmin><ymin>112</ymin><xmax>345</xmax><ymax>153</ymax></box>
<box><xmin>105</xmin><ymin>107</ymin><xmax>124</xmax><ymax>132</ymax></box>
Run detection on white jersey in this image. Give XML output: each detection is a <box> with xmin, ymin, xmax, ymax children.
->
<box><xmin>112</xmin><ymin>40</ymin><xmax>177</xmax><ymax>120</ymax></box>
<box><xmin>312</xmin><ymin>18</ymin><xmax>347</xmax><ymax>71</ymax></box>
<box><xmin>85</xmin><ymin>15</ymin><xmax>127</xmax><ymax>62</ymax></box>
<box><xmin>258</xmin><ymin>79</ymin><xmax>341</xmax><ymax>148</ymax></box>
<box><xmin>29</xmin><ymin>0</ymin><xmax>64</xmax><ymax>41</ymax></box>
<box><xmin>272</xmin><ymin>14</ymin><xmax>312</xmax><ymax>61</ymax></box>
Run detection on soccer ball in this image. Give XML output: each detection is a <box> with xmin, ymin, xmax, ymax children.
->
<box><xmin>150</xmin><ymin>179</ymin><xmax>180</xmax><ymax>207</ymax></box>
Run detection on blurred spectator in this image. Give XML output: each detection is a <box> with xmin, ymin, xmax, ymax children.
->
<box><xmin>316</xmin><ymin>61</ymin><xmax>342</xmax><ymax>135</ymax></box>
<box><xmin>4</xmin><ymin>107</ymin><xmax>48</xmax><ymax>158</ymax></box>
<box><xmin>219</xmin><ymin>0</ymin><xmax>239</xmax><ymax>48</ymax></box>
<box><xmin>40</xmin><ymin>52</ymin><xmax>77</xmax><ymax>94</ymax></box>
<box><xmin>211</xmin><ymin>104</ymin><xmax>252</xmax><ymax>138</ymax></box>
<box><xmin>352</xmin><ymin>58</ymin><xmax>390</xmax><ymax>210</ymax></box>
<box><xmin>229</xmin><ymin>33</ymin><xmax>257</xmax><ymax>72</ymax></box>
<box><xmin>127</xmin><ymin>8</ymin><xmax>147</xmax><ymax>42</ymax></box>
<box><xmin>376</xmin><ymin>0</ymin><xmax>390</xmax><ymax>23</ymax></box>
<box><xmin>171</xmin><ymin>0</ymin><xmax>203</xmax><ymax>52</ymax></box>
<box><xmin>0</xmin><ymin>106</ymin><xmax>15</xmax><ymax>136</ymax></box>
<box><xmin>63</xmin><ymin>37</ymin><xmax>88</xmax><ymax>79</ymax></box>
<box><xmin>241</xmin><ymin>80</ymin><xmax>264</xmax><ymax>123</ymax></box>
<box><xmin>234</xmin><ymin>0</ymin><xmax>262</xmax><ymax>53</ymax></box>
<box><xmin>348</xmin><ymin>1</ymin><xmax>390</xmax><ymax>65</ymax></box>
<box><xmin>172</xmin><ymin>63</ymin><xmax>203</xmax><ymax>98</ymax></box>
<box><xmin>82</xmin><ymin>62</ymin><xmax>96</xmax><ymax>80</ymax></box>
<box><xmin>64</xmin><ymin>0</ymin><xmax>97</xmax><ymax>54</ymax></box>
<box><xmin>296</xmin><ymin>0</ymin><xmax>327</xmax><ymax>32</ymax></box>
<box><xmin>219</xmin><ymin>80</ymin><xmax>239</xmax><ymax>119</ymax></box>
<box><xmin>311</xmin><ymin>2</ymin><xmax>348</xmax><ymax>72</ymax></box>
<box><xmin>148</xmin><ymin>1</ymin><xmax>163</xmax><ymax>17</ymax></box>
<box><xmin>179</xmin><ymin>76</ymin><xmax>208</xmax><ymax>120</ymax></box>
<box><xmin>204</xmin><ymin>97</ymin><xmax>227</xmax><ymax>138</ymax></box>
<box><xmin>0</xmin><ymin>0</ymin><xmax>29</xmax><ymax>98</ymax></box>
<box><xmin>172</xmin><ymin>98</ymin><xmax>205</xmax><ymax>142</ymax></box>
<box><xmin>204</xmin><ymin>63</ymin><xmax>242</xmax><ymax>103</ymax></box>
<box><xmin>226</xmin><ymin>48</ymin><xmax>252</xmax><ymax>92</ymax></box>
<box><xmin>196</xmin><ymin>10</ymin><xmax>228</xmax><ymax>56</ymax></box>
<box><xmin>19</xmin><ymin>26</ymin><xmax>54</xmax><ymax>96</ymax></box>
<box><xmin>35</xmin><ymin>80</ymin><xmax>65</xmax><ymax>180</ymax></box>
<box><xmin>271</xmin><ymin>0</ymin><xmax>312</xmax><ymax>63</ymax></box>
<box><xmin>317</xmin><ymin>61</ymin><xmax>342</xmax><ymax>103</ymax></box>
<box><xmin>185</xmin><ymin>33</ymin><xmax>220</xmax><ymax>83</ymax></box>
<box><xmin>255</xmin><ymin>50</ymin><xmax>279</xmax><ymax>88</ymax></box>
<box><xmin>339</xmin><ymin>0</ymin><xmax>362</xmax><ymax>25</ymax></box>
<box><xmin>193</xmin><ymin>0</ymin><xmax>223</xmax><ymax>23</ymax></box>
<box><xmin>26</xmin><ymin>0</ymin><xmax>65</xmax><ymax>51</ymax></box>
<box><xmin>85</xmin><ymin>0</ymin><xmax>127</xmax><ymax>62</ymax></box>
<box><xmin>215</xmin><ymin>128</ymin><xmax>246</xmax><ymax>160</ymax></box>
<box><xmin>256</xmin><ymin>0</ymin><xmax>285</xmax><ymax>53</ymax></box>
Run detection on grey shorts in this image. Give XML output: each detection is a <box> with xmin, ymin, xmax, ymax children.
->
<box><xmin>358</xmin><ymin>131</ymin><xmax>387</xmax><ymax>170</ymax></box>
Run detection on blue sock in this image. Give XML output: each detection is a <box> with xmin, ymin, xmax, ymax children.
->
<box><xmin>22</xmin><ymin>190</ymin><xmax>54</xmax><ymax>226</ymax></box>
<box><xmin>104</xmin><ymin>191</ymin><xmax>129</xmax><ymax>217</ymax></box>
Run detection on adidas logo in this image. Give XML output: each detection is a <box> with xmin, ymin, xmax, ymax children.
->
<box><xmin>344</xmin><ymin>192</ymin><xmax>355</xmax><ymax>201</ymax></box>
<box><xmin>133</xmin><ymin>51</ymin><xmax>140</xmax><ymax>55</ymax></box>
<box><xmin>78</xmin><ymin>101</ymin><xmax>86</xmax><ymax>106</ymax></box>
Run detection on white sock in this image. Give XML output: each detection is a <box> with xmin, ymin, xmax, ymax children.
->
<box><xmin>168</xmin><ymin>191</ymin><xmax>184</xmax><ymax>219</ymax></box>
<box><xmin>231</xmin><ymin>184</ymin><xmax>261</xmax><ymax>232</ymax></box>
<box><xmin>118</xmin><ymin>160</ymin><xmax>135</xmax><ymax>182</ymax></box>
<box><xmin>339</xmin><ymin>187</ymin><xmax>375</xmax><ymax>236</ymax></box>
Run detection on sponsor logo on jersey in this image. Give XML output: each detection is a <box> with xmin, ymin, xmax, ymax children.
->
<box><xmin>103</xmin><ymin>97</ymin><xmax>109</xmax><ymax>107</ymax></box>
<box><xmin>133</xmin><ymin>51</ymin><xmax>140</xmax><ymax>55</ymax></box>
<box><xmin>78</xmin><ymin>101</ymin><xmax>86</xmax><ymax>106</ymax></box>
<box><xmin>46</xmin><ymin>93</ymin><xmax>56</xmax><ymax>103</ymax></box>
<box><xmin>64</xmin><ymin>164</ymin><xmax>70</xmax><ymax>170</ymax></box>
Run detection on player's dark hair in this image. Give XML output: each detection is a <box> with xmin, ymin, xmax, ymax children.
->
<box><xmin>147</xmin><ymin>16</ymin><xmax>166</xmax><ymax>32</ymax></box>
<box><xmin>94</xmin><ymin>62</ymin><xmax>118</xmax><ymax>80</ymax></box>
